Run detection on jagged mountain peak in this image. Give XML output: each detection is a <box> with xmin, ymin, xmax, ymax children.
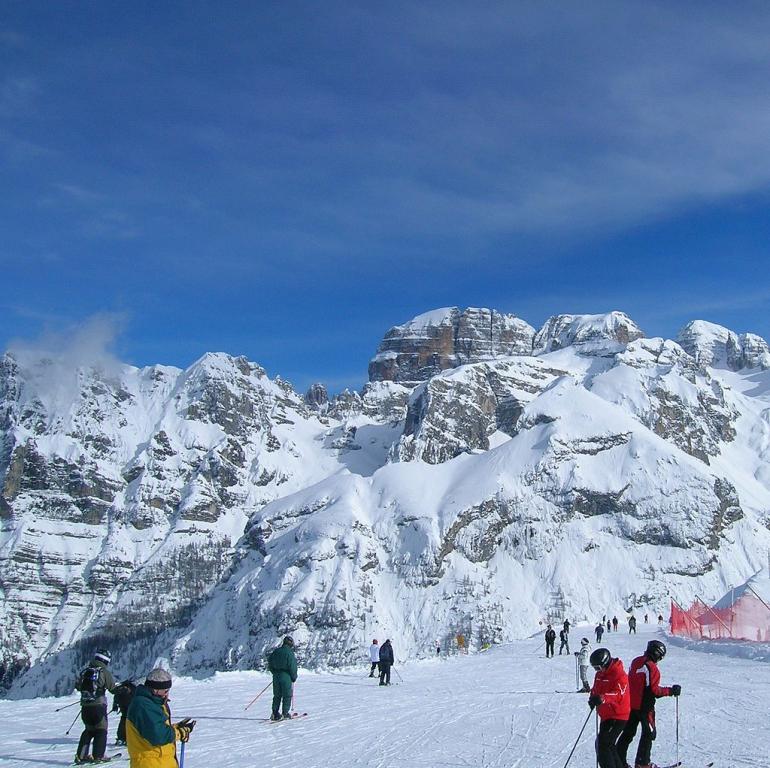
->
<box><xmin>677</xmin><ymin>320</ymin><xmax>770</xmax><ymax>371</ymax></box>
<box><xmin>532</xmin><ymin>311</ymin><xmax>645</xmax><ymax>355</ymax></box>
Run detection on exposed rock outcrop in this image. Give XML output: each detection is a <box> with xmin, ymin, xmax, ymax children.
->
<box><xmin>368</xmin><ymin>307</ymin><xmax>535</xmax><ymax>385</ymax></box>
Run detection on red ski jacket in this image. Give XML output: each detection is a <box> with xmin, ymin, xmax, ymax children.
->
<box><xmin>628</xmin><ymin>654</ymin><xmax>672</xmax><ymax>712</ymax></box>
<box><xmin>591</xmin><ymin>657</ymin><xmax>630</xmax><ymax>721</ymax></box>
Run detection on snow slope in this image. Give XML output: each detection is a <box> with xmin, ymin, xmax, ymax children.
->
<box><xmin>0</xmin><ymin>621</ymin><xmax>766</xmax><ymax>768</ymax></box>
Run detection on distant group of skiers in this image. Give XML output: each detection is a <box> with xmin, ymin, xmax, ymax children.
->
<box><xmin>73</xmin><ymin>649</ymin><xmax>195</xmax><ymax>765</ymax></box>
<box><xmin>368</xmin><ymin>638</ymin><xmax>395</xmax><ymax>685</ymax></box>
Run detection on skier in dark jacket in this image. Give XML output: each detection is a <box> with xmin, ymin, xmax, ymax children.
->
<box><xmin>112</xmin><ymin>679</ymin><xmax>137</xmax><ymax>745</ymax></box>
<box><xmin>544</xmin><ymin>625</ymin><xmax>556</xmax><ymax>658</ymax></box>
<box><xmin>628</xmin><ymin>615</ymin><xmax>637</xmax><ymax>634</ymax></box>
<box><xmin>558</xmin><ymin>628</ymin><xmax>570</xmax><ymax>655</ymax></box>
<box><xmin>268</xmin><ymin>636</ymin><xmax>298</xmax><ymax>720</ymax></box>
<box><xmin>378</xmin><ymin>639</ymin><xmax>394</xmax><ymax>685</ymax></box>
<box><xmin>74</xmin><ymin>649</ymin><xmax>118</xmax><ymax>764</ymax></box>
<box><xmin>612</xmin><ymin>616</ymin><xmax>619</xmax><ymax>631</ymax></box>
<box><xmin>616</xmin><ymin>640</ymin><xmax>680</xmax><ymax>768</ymax></box>
<box><xmin>595</xmin><ymin>623</ymin><xmax>605</xmax><ymax>642</ymax></box>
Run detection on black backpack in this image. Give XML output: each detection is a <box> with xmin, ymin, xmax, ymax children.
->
<box><xmin>78</xmin><ymin>666</ymin><xmax>103</xmax><ymax>703</ymax></box>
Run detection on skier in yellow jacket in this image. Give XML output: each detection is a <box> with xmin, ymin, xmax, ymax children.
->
<box><xmin>126</xmin><ymin>668</ymin><xmax>195</xmax><ymax>768</ymax></box>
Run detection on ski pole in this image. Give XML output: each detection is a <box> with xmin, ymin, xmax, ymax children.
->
<box><xmin>180</xmin><ymin>741</ymin><xmax>185</xmax><ymax>768</ymax></box>
<box><xmin>676</xmin><ymin>697</ymin><xmax>680</xmax><ymax>767</ymax></box>
<box><xmin>575</xmin><ymin>655</ymin><xmax>579</xmax><ymax>691</ymax></box>
<box><xmin>65</xmin><ymin>710</ymin><xmax>81</xmax><ymax>734</ymax></box>
<box><xmin>394</xmin><ymin>666</ymin><xmax>404</xmax><ymax>682</ymax></box>
<box><xmin>595</xmin><ymin>711</ymin><xmax>599</xmax><ymax>768</ymax></box>
<box><xmin>561</xmin><ymin>709</ymin><xmax>592</xmax><ymax>768</ymax></box>
<box><xmin>55</xmin><ymin>700</ymin><xmax>80</xmax><ymax>712</ymax></box>
<box><xmin>244</xmin><ymin>681</ymin><xmax>272</xmax><ymax>711</ymax></box>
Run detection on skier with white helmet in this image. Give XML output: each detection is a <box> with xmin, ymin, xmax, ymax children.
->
<box><xmin>574</xmin><ymin>637</ymin><xmax>591</xmax><ymax>692</ymax></box>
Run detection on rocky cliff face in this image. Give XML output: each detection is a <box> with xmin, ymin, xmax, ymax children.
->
<box><xmin>2</xmin><ymin>309</ymin><xmax>770</xmax><ymax>697</ymax></box>
<box><xmin>0</xmin><ymin>351</ymin><xmax>406</xmax><ymax>693</ymax></box>
<box><xmin>368</xmin><ymin>307</ymin><xmax>535</xmax><ymax>384</ymax></box>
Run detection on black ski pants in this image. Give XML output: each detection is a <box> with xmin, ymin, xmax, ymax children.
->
<box><xmin>559</xmin><ymin>639</ymin><xmax>569</xmax><ymax>655</ymax></box>
<box><xmin>545</xmin><ymin>640</ymin><xmax>555</xmax><ymax>657</ymax></box>
<box><xmin>379</xmin><ymin>662</ymin><xmax>391</xmax><ymax>685</ymax></box>
<box><xmin>617</xmin><ymin>708</ymin><xmax>656</xmax><ymax>767</ymax></box>
<box><xmin>369</xmin><ymin>661</ymin><xmax>380</xmax><ymax>677</ymax></box>
<box><xmin>77</xmin><ymin>704</ymin><xmax>108</xmax><ymax>760</ymax></box>
<box><xmin>595</xmin><ymin>718</ymin><xmax>626</xmax><ymax>768</ymax></box>
<box><xmin>116</xmin><ymin>713</ymin><xmax>127</xmax><ymax>743</ymax></box>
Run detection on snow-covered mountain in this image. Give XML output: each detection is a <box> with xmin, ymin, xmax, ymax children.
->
<box><xmin>2</xmin><ymin>308</ymin><xmax>770</xmax><ymax>697</ymax></box>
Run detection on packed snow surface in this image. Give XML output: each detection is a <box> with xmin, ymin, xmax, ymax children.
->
<box><xmin>1</xmin><ymin>622</ymin><xmax>767</xmax><ymax>767</ymax></box>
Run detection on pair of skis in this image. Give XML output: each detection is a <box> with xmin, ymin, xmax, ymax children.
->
<box><xmin>266</xmin><ymin>712</ymin><xmax>308</xmax><ymax>723</ymax></box>
<box><xmin>72</xmin><ymin>753</ymin><xmax>123</xmax><ymax>765</ymax></box>
<box><xmin>659</xmin><ymin>761</ymin><xmax>714</xmax><ymax>768</ymax></box>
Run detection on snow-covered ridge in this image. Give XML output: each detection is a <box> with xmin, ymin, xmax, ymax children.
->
<box><xmin>2</xmin><ymin>308</ymin><xmax>770</xmax><ymax>698</ymax></box>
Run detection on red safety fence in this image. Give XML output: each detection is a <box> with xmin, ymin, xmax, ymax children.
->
<box><xmin>671</xmin><ymin>591</ymin><xmax>770</xmax><ymax>642</ymax></box>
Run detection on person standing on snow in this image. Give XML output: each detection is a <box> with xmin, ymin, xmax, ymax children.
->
<box><xmin>378</xmin><ymin>639</ymin><xmax>394</xmax><ymax>685</ymax></box>
<box><xmin>268</xmin><ymin>636</ymin><xmax>298</xmax><ymax>720</ymax></box>
<box><xmin>562</xmin><ymin>618</ymin><xmax>571</xmax><ymax>635</ymax></box>
<box><xmin>612</xmin><ymin>616</ymin><xmax>619</xmax><ymax>632</ymax></box>
<box><xmin>111</xmin><ymin>679</ymin><xmax>137</xmax><ymax>746</ymax></box>
<box><xmin>595</xmin><ymin>622</ymin><xmax>605</xmax><ymax>643</ymax></box>
<box><xmin>558</xmin><ymin>627</ymin><xmax>570</xmax><ymax>655</ymax></box>
<box><xmin>574</xmin><ymin>638</ymin><xmax>591</xmax><ymax>692</ymax></box>
<box><xmin>126</xmin><ymin>667</ymin><xmax>195</xmax><ymax>768</ymax></box>
<box><xmin>616</xmin><ymin>640</ymin><xmax>681</xmax><ymax>768</ymax></box>
<box><xmin>368</xmin><ymin>639</ymin><xmax>380</xmax><ymax>678</ymax></box>
<box><xmin>74</xmin><ymin>648</ymin><xmax>118</xmax><ymax>764</ymax></box>
<box><xmin>588</xmin><ymin>648</ymin><xmax>630</xmax><ymax>768</ymax></box>
<box><xmin>628</xmin><ymin>615</ymin><xmax>637</xmax><ymax>634</ymax></box>
<box><xmin>545</xmin><ymin>624</ymin><xmax>556</xmax><ymax>658</ymax></box>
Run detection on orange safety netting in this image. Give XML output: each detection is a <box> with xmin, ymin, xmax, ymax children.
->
<box><xmin>670</xmin><ymin>593</ymin><xmax>770</xmax><ymax>642</ymax></box>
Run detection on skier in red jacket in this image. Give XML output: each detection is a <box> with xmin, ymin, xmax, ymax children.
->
<box><xmin>616</xmin><ymin>639</ymin><xmax>681</xmax><ymax>768</ymax></box>
<box><xmin>588</xmin><ymin>648</ymin><xmax>630</xmax><ymax>768</ymax></box>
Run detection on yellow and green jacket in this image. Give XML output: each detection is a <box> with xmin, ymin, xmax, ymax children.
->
<box><xmin>126</xmin><ymin>685</ymin><xmax>183</xmax><ymax>768</ymax></box>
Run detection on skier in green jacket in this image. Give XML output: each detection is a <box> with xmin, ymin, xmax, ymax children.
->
<box><xmin>268</xmin><ymin>636</ymin><xmax>298</xmax><ymax>721</ymax></box>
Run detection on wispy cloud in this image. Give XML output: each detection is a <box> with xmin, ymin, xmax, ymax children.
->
<box><xmin>6</xmin><ymin>314</ymin><xmax>129</xmax><ymax>413</ymax></box>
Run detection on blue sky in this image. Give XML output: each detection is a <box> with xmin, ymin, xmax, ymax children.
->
<box><xmin>2</xmin><ymin>1</ymin><xmax>769</xmax><ymax>392</ymax></box>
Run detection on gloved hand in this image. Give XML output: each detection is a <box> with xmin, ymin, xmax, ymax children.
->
<box><xmin>588</xmin><ymin>694</ymin><xmax>602</xmax><ymax>710</ymax></box>
<box><xmin>175</xmin><ymin>718</ymin><xmax>196</xmax><ymax>742</ymax></box>
<box><xmin>670</xmin><ymin>684</ymin><xmax>681</xmax><ymax>697</ymax></box>
<box><xmin>573</xmin><ymin>652</ymin><xmax>578</xmax><ymax>656</ymax></box>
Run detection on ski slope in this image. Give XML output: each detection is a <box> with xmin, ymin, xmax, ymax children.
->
<box><xmin>1</xmin><ymin>622</ymin><xmax>767</xmax><ymax>768</ymax></box>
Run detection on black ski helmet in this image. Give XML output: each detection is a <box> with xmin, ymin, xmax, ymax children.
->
<box><xmin>646</xmin><ymin>639</ymin><xmax>666</xmax><ymax>662</ymax></box>
<box><xmin>283</xmin><ymin>636</ymin><xmax>295</xmax><ymax>647</ymax></box>
<box><xmin>589</xmin><ymin>647</ymin><xmax>611</xmax><ymax>670</ymax></box>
